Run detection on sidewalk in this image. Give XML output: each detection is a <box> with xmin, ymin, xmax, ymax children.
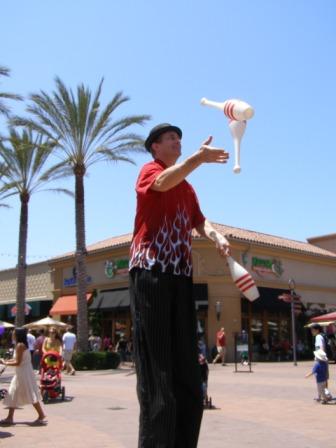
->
<box><xmin>0</xmin><ymin>361</ymin><xmax>335</xmax><ymax>447</ymax></box>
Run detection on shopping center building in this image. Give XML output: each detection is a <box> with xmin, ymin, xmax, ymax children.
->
<box><xmin>45</xmin><ymin>224</ymin><xmax>336</xmax><ymax>361</ymax></box>
<box><xmin>0</xmin><ymin>261</ymin><xmax>53</xmax><ymax>323</ymax></box>
<box><xmin>1</xmin><ymin>226</ymin><xmax>336</xmax><ymax>361</ymax></box>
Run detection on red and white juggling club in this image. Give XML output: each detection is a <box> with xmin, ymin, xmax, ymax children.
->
<box><xmin>228</xmin><ymin>120</ymin><xmax>246</xmax><ymax>174</ymax></box>
<box><xmin>227</xmin><ymin>256</ymin><xmax>259</xmax><ymax>301</ymax></box>
<box><xmin>200</xmin><ymin>98</ymin><xmax>254</xmax><ymax>121</ymax></box>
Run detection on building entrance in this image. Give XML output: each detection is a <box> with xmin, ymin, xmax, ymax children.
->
<box><xmin>241</xmin><ymin>287</ymin><xmax>293</xmax><ymax>361</ymax></box>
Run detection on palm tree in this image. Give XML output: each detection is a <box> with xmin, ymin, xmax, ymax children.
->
<box><xmin>13</xmin><ymin>77</ymin><xmax>150</xmax><ymax>350</ymax></box>
<box><xmin>0</xmin><ymin>128</ymin><xmax>72</xmax><ymax>326</ymax></box>
<box><xmin>0</xmin><ymin>66</ymin><xmax>22</xmax><ymax>117</ymax></box>
<box><xmin>0</xmin><ymin>163</ymin><xmax>10</xmax><ymax>208</ymax></box>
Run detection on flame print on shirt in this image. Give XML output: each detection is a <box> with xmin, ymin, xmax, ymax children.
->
<box><xmin>129</xmin><ymin>206</ymin><xmax>193</xmax><ymax>276</ymax></box>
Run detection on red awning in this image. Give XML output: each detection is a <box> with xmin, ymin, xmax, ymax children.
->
<box><xmin>311</xmin><ymin>311</ymin><xmax>336</xmax><ymax>323</ymax></box>
<box><xmin>49</xmin><ymin>294</ymin><xmax>92</xmax><ymax>316</ymax></box>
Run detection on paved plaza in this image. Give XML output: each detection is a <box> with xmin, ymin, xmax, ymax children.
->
<box><xmin>0</xmin><ymin>361</ymin><xmax>335</xmax><ymax>447</ymax></box>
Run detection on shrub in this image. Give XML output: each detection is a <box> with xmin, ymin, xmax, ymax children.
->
<box><xmin>72</xmin><ymin>351</ymin><xmax>120</xmax><ymax>370</ymax></box>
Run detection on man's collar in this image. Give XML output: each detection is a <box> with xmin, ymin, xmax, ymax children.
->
<box><xmin>154</xmin><ymin>159</ymin><xmax>167</xmax><ymax>168</ymax></box>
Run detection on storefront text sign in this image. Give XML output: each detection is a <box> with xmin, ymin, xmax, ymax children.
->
<box><xmin>104</xmin><ymin>258</ymin><xmax>129</xmax><ymax>279</ymax></box>
<box><xmin>63</xmin><ymin>267</ymin><xmax>92</xmax><ymax>287</ymax></box>
<box><xmin>251</xmin><ymin>257</ymin><xmax>283</xmax><ymax>277</ymax></box>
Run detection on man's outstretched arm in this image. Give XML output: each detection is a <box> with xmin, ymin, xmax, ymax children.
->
<box><xmin>151</xmin><ymin>136</ymin><xmax>229</xmax><ymax>192</ymax></box>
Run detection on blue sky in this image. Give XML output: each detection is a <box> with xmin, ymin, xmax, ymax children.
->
<box><xmin>0</xmin><ymin>0</ymin><xmax>335</xmax><ymax>270</ymax></box>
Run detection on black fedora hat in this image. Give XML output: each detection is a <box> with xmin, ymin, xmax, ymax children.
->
<box><xmin>145</xmin><ymin>123</ymin><xmax>182</xmax><ymax>152</ymax></box>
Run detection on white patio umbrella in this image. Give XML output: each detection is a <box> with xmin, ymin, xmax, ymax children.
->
<box><xmin>0</xmin><ymin>321</ymin><xmax>15</xmax><ymax>329</ymax></box>
<box><xmin>23</xmin><ymin>316</ymin><xmax>69</xmax><ymax>330</ymax></box>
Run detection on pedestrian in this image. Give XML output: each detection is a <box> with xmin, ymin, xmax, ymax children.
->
<box><xmin>62</xmin><ymin>327</ymin><xmax>77</xmax><ymax>375</ymax></box>
<box><xmin>42</xmin><ymin>328</ymin><xmax>62</xmax><ymax>355</ymax></box>
<box><xmin>129</xmin><ymin>123</ymin><xmax>230</xmax><ymax>447</ymax></box>
<box><xmin>311</xmin><ymin>324</ymin><xmax>327</xmax><ymax>351</ymax></box>
<box><xmin>212</xmin><ymin>327</ymin><xmax>227</xmax><ymax>366</ymax></box>
<box><xmin>103</xmin><ymin>335</ymin><xmax>111</xmax><ymax>351</ymax></box>
<box><xmin>0</xmin><ymin>327</ymin><xmax>47</xmax><ymax>425</ymax></box>
<box><xmin>198</xmin><ymin>352</ymin><xmax>209</xmax><ymax>407</ymax></box>
<box><xmin>116</xmin><ymin>335</ymin><xmax>128</xmax><ymax>364</ymax></box>
<box><xmin>33</xmin><ymin>329</ymin><xmax>45</xmax><ymax>371</ymax></box>
<box><xmin>305</xmin><ymin>349</ymin><xmax>330</xmax><ymax>404</ymax></box>
<box><xmin>310</xmin><ymin>324</ymin><xmax>332</xmax><ymax>399</ymax></box>
<box><xmin>27</xmin><ymin>329</ymin><xmax>36</xmax><ymax>362</ymax></box>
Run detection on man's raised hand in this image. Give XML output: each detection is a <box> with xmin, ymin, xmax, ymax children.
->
<box><xmin>198</xmin><ymin>136</ymin><xmax>230</xmax><ymax>164</ymax></box>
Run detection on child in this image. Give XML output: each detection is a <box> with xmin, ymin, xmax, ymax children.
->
<box><xmin>198</xmin><ymin>353</ymin><xmax>209</xmax><ymax>406</ymax></box>
<box><xmin>42</xmin><ymin>367</ymin><xmax>58</xmax><ymax>385</ymax></box>
<box><xmin>305</xmin><ymin>349</ymin><xmax>329</xmax><ymax>404</ymax></box>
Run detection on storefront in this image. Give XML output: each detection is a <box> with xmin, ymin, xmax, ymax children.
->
<box><xmin>49</xmin><ymin>224</ymin><xmax>336</xmax><ymax>361</ymax></box>
<box><xmin>0</xmin><ymin>261</ymin><xmax>53</xmax><ymax>324</ymax></box>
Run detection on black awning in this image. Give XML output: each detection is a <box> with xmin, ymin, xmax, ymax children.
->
<box><xmin>89</xmin><ymin>288</ymin><xmax>130</xmax><ymax>311</ymax></box>
<box><xmin>89</xmin><ymin>284</ymin><xmax>208</xmax><ymax>312</ymax></box>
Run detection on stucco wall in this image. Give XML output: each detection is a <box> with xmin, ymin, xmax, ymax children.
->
<box><xmin>0</xmin><ymin>262</ymin><xmax>53</xmax><ymax>303</ymax></box>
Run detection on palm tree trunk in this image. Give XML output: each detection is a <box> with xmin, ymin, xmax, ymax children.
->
<box><xmin>15</xmin><ymin>193</ymin><xmax>29</xmax><ymax>327</ymax></box>
<box><xmin>74</xmin><ymin>167</ymin><xmax>89</xmax><ymax>352</ymax></box>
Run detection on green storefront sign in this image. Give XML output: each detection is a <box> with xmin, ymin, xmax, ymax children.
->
<box><xmin>252</xmin><ymin>257</ymin><xmax>283</xmax><ymax>277</ymax></box>
<box><xmin>104</xmin><ymin>258</ymin><xmax>129</xmax><ymax>279</ymax></box>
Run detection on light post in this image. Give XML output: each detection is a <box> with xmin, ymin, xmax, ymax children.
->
<box><xmin>288</xmin><ymin>278</ymin><xmax>297</xmax><ymax>366</ymax></box>
<box><xmin>215</xmin><ymin>301</ymin><xmax>222</xmax><ymax>321</ymax></box>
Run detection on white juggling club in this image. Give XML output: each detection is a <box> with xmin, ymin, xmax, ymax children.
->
<box><xmin>200</xmin><ymin>97</ymin><xmax>254</xmax><ymax>121</ymax></box>
<box><xmin>227</xmin><ymin>256</ymin><xmax>259</xmax><ymax>301</ymax></box>
<box><xmin>228</xmin><ymin>120</ymin><xmax>246</xmax><ymax>174</ymax></box>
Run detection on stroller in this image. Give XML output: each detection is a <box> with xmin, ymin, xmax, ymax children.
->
<box><xmin>40</xmin><ymin>351</ymin><xmax>65</xmax><ymax>403</ymax></box>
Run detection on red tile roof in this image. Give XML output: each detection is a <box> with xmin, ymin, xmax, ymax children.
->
<box><xmin>209</xmin><ymin>223</ymin><xmax>336</xmax><ymax>259</ymax></box>
<box><xmin>50</xmin><ymin>223</ymin><xmax>336</xmax><ymax>262</ymax></box>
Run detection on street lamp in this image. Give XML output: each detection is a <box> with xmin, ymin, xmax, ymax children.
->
<box><xmin>288</xmin><ymin>278</ymin><xmax>297</xmax><ymax>366</ymax></box>
<box><xmin>215</xmin><ymin>301</ymin><xmax>222</xmax><ymax>321</ymax></box>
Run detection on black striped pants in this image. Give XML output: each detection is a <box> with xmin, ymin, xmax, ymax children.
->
<box><xmin>129</xmin><ymin>268</ymin><xmax>203</xmax><ymax>448</ymax></box>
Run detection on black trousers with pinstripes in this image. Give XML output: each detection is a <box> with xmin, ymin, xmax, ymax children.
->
<box><xmin>129</xmin><ymin>268</ymin><xmax>203</xmax><ymax>448</ymax></box>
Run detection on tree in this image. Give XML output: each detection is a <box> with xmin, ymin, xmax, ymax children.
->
<box><xmin>13</xmin><ymin>77</ymin><xmax>150</xmax><ymax>350</ymax></box>
<box><xmin>0</xmin><ymin>128</ymin><xmax>72</xmax><ymax>326</ymax></box>
<box><xmin>0</xmin><ymin>65</ymin><xmax>22</xmax><ymax>117</ymax></box>
<box><xmin>0</xmin><ymin>162</ymin><xmax>10</xmax><ymax>208</ymax></box>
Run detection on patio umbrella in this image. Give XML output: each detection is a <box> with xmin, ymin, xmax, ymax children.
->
<box><xmin>23</xmin><ymin>316</ymin><xmax>69</xmax><ymax>330</ymax></box>
<box><xmin>305</xmin><ymin>321</ymin><xmax>336</xmax><ymax>328</ymax></box>
<box><xmin>0</xmin><ymin>321</ymin><xmax>14</xmax><ymax>328</ymax></box>
<box><xmin>310</xmin><ymin>311</ymin><xmax>336</xmax><ymax>324</ymax></box>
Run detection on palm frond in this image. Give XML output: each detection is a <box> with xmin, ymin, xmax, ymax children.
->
<box><xmin>0</xmin><ymin>126</ymin><xmax>72</xmax><ymax>200</ymax></box>
<box><xmin>38</xmin><ymin>187</ymin><xmax>74</xmax><ymax>197</ymax></box>
<box><xmin>0</xmin><ymin>67</ymin><xmax>23</xmax><ymax>117</ymax></box>
<box><xmin>19</xmin><ymin>77</ymin><xmax>151</xmax><ymax>171</ymax></box>
<box><xmin>0</xmin><ymin>66</ymin><xmax>10</xmax><ymax>77</ymax></box>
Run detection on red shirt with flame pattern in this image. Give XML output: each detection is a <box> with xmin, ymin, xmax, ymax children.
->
<box><xmin>129</xmin><ymin>159</ymin><xmax>205</xmax><ymax>277</ymax></box>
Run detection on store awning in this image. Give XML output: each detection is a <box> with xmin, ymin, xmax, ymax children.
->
<box><xmin>49</xmin><ymin>293</ymin><xmax>92</xmax><ymax>316</ymax></box>
<box><xmin>89</xmin><ymin>284</ymin><xmax>207</xmax><ymax>312</ymax></box>
<box><xmin>89</xmin><ymin>289</ymin><xmax>130</xmax><ymax>312</ymax></box>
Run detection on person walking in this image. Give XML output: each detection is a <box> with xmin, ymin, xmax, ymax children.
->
<box><xmin>212</xmin><ymin>327</ymin><xmax>227</xmax><ymax>366</ymax></box>
<box><xmin>33</xmin><ymin>329</ymin><xmax>45</xmax><ymax>372</ymax></box>
<box><xmin>129</xmin><ymin>123</ymin><xmax>230</xmax><ymax>447</ymax></box>
<box><xmin>42</xmin><ymin>328</ymin><xmax>62</xmax><ymax>355</ymax></box>
<box><xmin>0</xmin><ymin>327</ymin><xmax>47</xmax><ymax>425</ymax></box>
<box><xmin>305</xmin><ymin>348</ymin><xmax>329</xmax><ymax>404</ymax></box>
<box><xmin>310</xmin><ymin>324</ymin><xmax>332</xmax><ymax>399</ymax></box>
<box><xmin>116</xmin><ymin>335</ymin><xmax>128</xmax><ymax>365</ymax></box>
<box><xmin>62</xmin><ymin>328</ymin><xmax>77</xmax><ymax>375</ymax></box>
<box><xmin>26</xmin><ymin>329</ymin><xmax>36</xmax><ymax>363</ymax></box>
